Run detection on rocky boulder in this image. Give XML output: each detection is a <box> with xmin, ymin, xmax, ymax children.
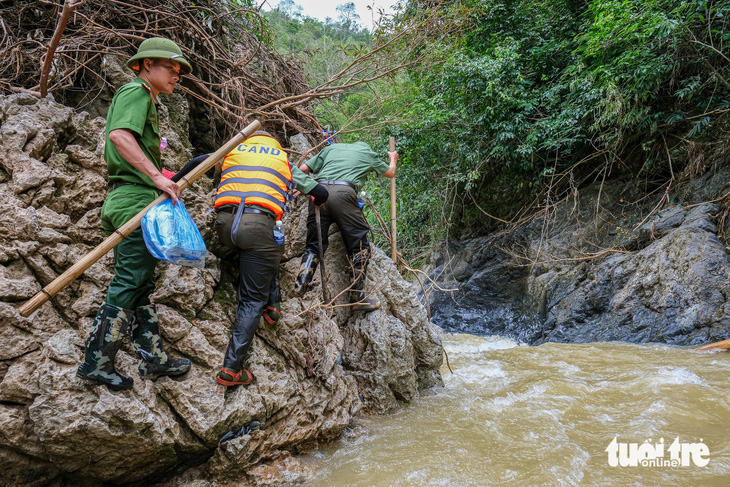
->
<box><xmin>0</xmin><ymin>92</ymin><xmax>443</xmax><ymax>486</ymax></box>
<box><xmin>427</xmin><ymin>170</ymin><xmax>730</xmax><ymax>346</ymax></box>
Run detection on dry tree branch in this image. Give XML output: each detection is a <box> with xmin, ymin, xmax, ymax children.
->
<box><xmin>467</xmin><ymin>192</ymin><xmax>511</xmax><ymax>225</ymax></box>
<box><xmin>40</xmin><ymin>0</ymin><xmax>85</xmax><ymax>98</ymax></box>
<box><xmin>632</xmin><ymin>182</ymin><xmax>671</xmax><ymax>231</ymax></box>
<box><xmin>398</xmin><ymin>261</ymin><xmax>458</xmax><ymax>293</ymax></box>
<box><xmin>506</xmin><ymin>247</ymin><xmax>629</xmax><ymax>268</ymax></box>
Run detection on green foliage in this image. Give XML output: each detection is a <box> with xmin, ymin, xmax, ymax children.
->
<box><xmin>376</xmin><ymin>0</ymin><xmax>730</xmax><ymax>254</ymax></box>
<box><xmin>261</xmin><ymin>0</ymin><xmax>730</xmax><ymax>259</ymax></box>
<box><xmin>194</xmin><ymin>0</ymin><xmax>271</xmax><ymax>43</ymax></box>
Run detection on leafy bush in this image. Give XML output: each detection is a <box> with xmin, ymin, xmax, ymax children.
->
<box><xmin>263</xmin><ymin>0</ymin><xmax>730</xmax><ymax>258</ymax></box>
<box><xmin>380</xmin><ymin>0</ymin><xmax>730</xmax><ymax>254</ymax></box>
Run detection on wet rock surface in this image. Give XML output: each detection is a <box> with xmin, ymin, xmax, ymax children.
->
<box><xmin>0</xmin><ymin>93</ymin><xmax>442</xmax><ymax>486</ymax></box>
<box><xmin>428</xmin><ymin>171</ymin><xmax>730</xmax><ymax>346</ymax></box>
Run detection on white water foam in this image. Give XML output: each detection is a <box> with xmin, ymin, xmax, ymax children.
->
<box><xmin>655</xmin><ymin>366</ymin><xmax>709</xmax><ymax>387</ymax></box>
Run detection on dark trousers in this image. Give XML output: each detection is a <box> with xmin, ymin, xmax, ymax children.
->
<box><xmin>305</xmin><ymin>185</ymin><xmax>370</xmax><ymax>257</ymax></box>
<box><xmin>216</xmin><ymin>210</ymin><xmax>282</xmax><ymax>371</ymax></box>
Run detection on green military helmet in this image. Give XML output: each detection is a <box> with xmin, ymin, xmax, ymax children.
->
<box><xmin>127</xmin><ymin>37</ymin><xmax>192</xmax><ymax>75</ymax></box>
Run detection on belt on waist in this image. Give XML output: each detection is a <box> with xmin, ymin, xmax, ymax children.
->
<box><xmin>217</xmin><ymin>205</ymin><xmax>273</xmax><ymax>219</ymax></box>
<box><xmin>109</xmin><ymin>181</ymin><xmax>161</xmax><ymax>195</ymax></box>
<box><xmin>318</xmin><ymin>180</ymin><xmax>356</xmax><ymax>190</ymax></box>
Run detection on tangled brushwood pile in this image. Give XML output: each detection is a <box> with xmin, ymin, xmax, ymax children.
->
<box><xmin>0</xmin><ymin>0</ymin><xmax>320</xmax><ymax>148</ymax></box>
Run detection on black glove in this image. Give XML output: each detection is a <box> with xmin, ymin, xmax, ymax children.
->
<box><xmin>308</xmin><ymin>183</ymin><xmax>329</xmax><ymax>206</ymax></box>
<box><xmin>171</xmin><ymin>153</ymin><xmax>210</xmax><ymax>182</ymax></box>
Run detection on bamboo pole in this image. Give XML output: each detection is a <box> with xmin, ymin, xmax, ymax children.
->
<box><xmin>18</xmin><ymin>119</ymin><xmax>262</xmax><ymax>317</ymax></box>
<box><xmin>315</xmin><ymin>205</ymin><xmax>329</xmax><ymax>303</ymax></box>
<box><xmin>694</xmin><ymin>339</ymin><xmax>730</xmax><ymax>351</ymax></box>
<box><xmin>389</xmin><ymin>136</ymin><xmax>397</xmax><ymax>263</ymax></box>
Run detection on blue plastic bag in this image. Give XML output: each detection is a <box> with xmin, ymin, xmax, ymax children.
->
<box><xmin>141</xmin><ymin>199</ymin><xmax>206</xmax><ymax>268</ymax></box>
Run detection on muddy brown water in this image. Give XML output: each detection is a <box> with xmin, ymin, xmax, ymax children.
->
<box><xmin>301</xmin><ymin>333</ymin><xmax>730</xmax><ymax>486</ymax></box>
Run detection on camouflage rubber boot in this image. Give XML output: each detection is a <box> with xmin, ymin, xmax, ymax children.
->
<box><xmin>130</xmin><ymin>304</ymin><xmax>191</xmax><ymax>379</ymax></box>
<box><xmin>292</xmin><ymin>251</ymin><xmax>319</xmax><ymax>297</ymax></box>
<box><xmin>76</xmin><ymin>302</ymin><xmax>134</xmax><ymax>391</ymax></box>
<box><xmin>349</xmin><ymin>249</ymin><xmax>380</xmax><ymax>312</ymax></box>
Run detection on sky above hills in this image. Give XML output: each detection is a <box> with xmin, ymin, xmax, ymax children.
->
<box><xmin>266</xmin><ymin>0</ymin><xmax>400</xmax><ymax>30</ymax></box>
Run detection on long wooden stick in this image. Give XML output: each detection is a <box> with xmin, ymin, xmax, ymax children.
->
<box><xmin>389</xmin><ymin>136</ymin><xmax>397</xmax><ymax>263</ymax></box>
<box><xmin>19</xmin><ymin>119</ymin><xmax>262</xmax><ymax>317</ymax></box>
<box><xmin>694</xmin><ymin>339</ymin><xmax>730</xmax><ymax>351</ymax></box>
<box><xmin>315</xmin><ymin>205</ymin><xmax>329</xmax><ymax>303</ymax></box>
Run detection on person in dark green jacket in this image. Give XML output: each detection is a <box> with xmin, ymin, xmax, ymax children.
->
<box><xmin>294</xmin><ymin>141</ymin><xmax>398</xmax><ymax>311</ymax></box>
<box><xmin>76</xmin><ymin>38</ymin><xmax>193</xmax><ymax>390</ymax></box>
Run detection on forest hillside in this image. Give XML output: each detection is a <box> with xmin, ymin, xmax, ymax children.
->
<box><xmin>264</xmin><ymin>0</ymin><xmax>730</xmax><ymax>260</ymax></box>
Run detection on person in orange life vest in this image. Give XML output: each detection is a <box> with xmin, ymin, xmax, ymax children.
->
<box><xmin>213</xmin><ymin>131</ymin><xmax>328</xmax><ymax>386</ymax></box>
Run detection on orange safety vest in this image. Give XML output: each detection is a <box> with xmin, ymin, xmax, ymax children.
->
<box><xmin>214</xmin><ymin>135</ymin><xmax>294</xmax><ymax>220</ymax></box>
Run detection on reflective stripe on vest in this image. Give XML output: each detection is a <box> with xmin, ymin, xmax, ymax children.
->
<box><xmin>217</xmin><ymin>191</ymin><xmax>289</xmax><ymax>212</ymax></box>
<box><xmin>214</xmin><ymin>135</ymin><xmax>293</xmax><ymax>218</ymax></box>
<box><xmin>220</xmin><ymin>167</ymin><xmax>295</xmax><ymax>193</ymax></box>
<box><xmin>218</xmin><ymin>178</ymin><xmax>288</xmax><ymax>198</ymax></box>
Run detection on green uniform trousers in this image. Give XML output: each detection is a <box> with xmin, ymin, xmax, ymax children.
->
<box><xmin>100</xmin><ymin>184</ymin><xmax>159</xmax><ymax>310</ymax></box>
<box><xmin>216</xmin><ymin>209</ymin><xmax>283</xmax><ymax>371</ymax></box>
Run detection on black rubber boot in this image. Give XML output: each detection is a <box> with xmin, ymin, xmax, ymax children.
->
<box><xmin>293</xmin><ymin>251</ymin><xmax>319</xmax><ymax>297</ymax></box>
<box><xmin>76</xmin><ymin>302</ymin><xmax>134</xmax><ymax>391</ymax></box>
<box><xmin>130</xmin><ymin>304</ymin><xmax>191</xmax><ymax>379</ymax></box>
<box><xmin>349</xmin><ymin>249</ymin><xmax>380</xmax><ymax>312</ymax></box>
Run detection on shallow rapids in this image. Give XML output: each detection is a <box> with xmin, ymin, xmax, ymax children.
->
<box><xmin>302</xmin><ymin>333</ymin><xmax>730</xmax><ymax>486</ymax></box>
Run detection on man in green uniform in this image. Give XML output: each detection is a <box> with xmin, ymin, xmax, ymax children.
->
<box><xmin>293</xmin><ymin>141</ymin><xmax>398</xmax><ymax>311</ymax></box>
<box><xmin>76</xmin><ymin>38</ymin><xmax>193</xmax><ymax>390</ymax></box>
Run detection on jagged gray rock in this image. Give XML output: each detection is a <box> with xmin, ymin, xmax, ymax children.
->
<box><xmin>0</xmin><ymin>92</ymin><xmax>442</xmax><ymax>487</ymax></box>
<box><xmin>427</xmin><ymin>173</ymin><xmax>730</xmax><ymax>346</ymax></box>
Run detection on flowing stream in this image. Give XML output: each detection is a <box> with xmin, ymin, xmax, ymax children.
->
<box><xmin>301</xmin><ymin>333</ymin><xmax>730</xmax><ymax>486</ymax></box>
